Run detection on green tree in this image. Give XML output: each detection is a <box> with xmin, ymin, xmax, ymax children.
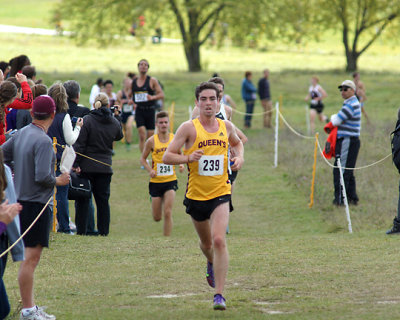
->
<box><xmin>59</xmin><ymin>0</ymin><xmax>233</xmax><ymax>72</ymax></box>
<box><xmin>278</xmin><ymin>0</ymin><xmax>400</xmax><ymax>71</ymax></box>
<box><xmin>237</xmin><ymin>0</ymin><xmax>400</xmax><ymax>72</ymax></box>
<box><xmin>327</xmin><ymin>0</ymin><xmax>400</xmax><ymax>71</ymax></box>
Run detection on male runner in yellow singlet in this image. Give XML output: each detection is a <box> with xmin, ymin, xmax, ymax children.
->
<box><xmin>163</xmin><ymin>82</ymin><xmax>244</xmax><ymax>310</ymax></box>
<box><xmin>141</xmin><ymin>111</ymin><xmax>183</xmax><ymax>236</ymax></box>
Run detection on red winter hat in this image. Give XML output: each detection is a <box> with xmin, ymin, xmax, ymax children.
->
<box><xmin>32</xmin><ymin>95</ymin><xmax>56</xmax><ymax>115</ymax></box>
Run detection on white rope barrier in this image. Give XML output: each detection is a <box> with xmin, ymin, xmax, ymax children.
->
<box><xmin>232</xmin><ymin>106</ymin><xmax>276</xmax><ymax>116</ymax></box>
<box><xmin>278</xmin><ymin>110</ymin><xmax>392</xmax><ymax>170</ymax></box>
<box><xmin>315</xmin><ymin>139</ymin><xmax>392</xmax><ymax>170</ymax></box>
<box><xmin>278</xmin><ymin>110</ymin><xmax>315</xmax><ymax>140</ymax></box>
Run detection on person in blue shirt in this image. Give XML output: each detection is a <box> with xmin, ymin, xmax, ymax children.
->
<box><xmin>241</xmin><ymin>71</ymin><xmax>257</xmax><ymax>128</ymax></box>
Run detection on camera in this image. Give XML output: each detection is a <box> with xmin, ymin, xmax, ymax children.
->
<box><xmin>110</xmin><ymin>105</ymin><xmax>121</xmax><ymax>115</ymax></box>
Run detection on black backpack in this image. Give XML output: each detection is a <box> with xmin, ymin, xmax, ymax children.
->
<box><xmin>391</xmin><ymin>120</ymin><xmax>400</xmax><ymax>173</ymax></box>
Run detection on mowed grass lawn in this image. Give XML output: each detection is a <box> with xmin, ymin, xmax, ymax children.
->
<box><xmin>4</xmin><ymin>127</ymin><xmax>400</xmax><ymax>320</ymax></box>
<box><xmin>2</xmin><ymin>24</ymin><xmax>400</xmax><ymax>319</ymax></box>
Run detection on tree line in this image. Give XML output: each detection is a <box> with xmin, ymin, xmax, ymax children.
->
<box><xmin>58</xmin><ymin>0</ymin><xmax>400</xmax><ymax>72</ymax></box>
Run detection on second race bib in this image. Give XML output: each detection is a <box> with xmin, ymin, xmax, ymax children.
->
<box><xmin>123</xmin><ymin>104</ymin><xmax>134</xmax><ymax>112</ymax></box>
<box><xmin>157</xmin><ymin>163</ymin><xmax>173</xmax><ymax>176</ymax></box>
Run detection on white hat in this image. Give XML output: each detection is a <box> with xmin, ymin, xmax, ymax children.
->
<box><xmin>338</xmin><ymin>80</ymin><xmax>356</xmax><ymax>91</ymax></box>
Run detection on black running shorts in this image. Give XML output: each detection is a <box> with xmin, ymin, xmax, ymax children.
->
<box><xmin>149</xmin><ymin>180</ymin><xmax>178</xmax><ymax>198</ymax></box>
<box><xmin>121</xmin><ymin>111</ymin><xmax>134</xmax><ymax>124</ymax></box>
<box><xmin>135</xmin><ymin>107</ymin><xmax>155</xmax><ymax>130</ymax></box>
<box><xmin>310</xmin><ymin>101</ymin><xmax>324</xmax><ymax>114</ymax></box>
<box><xmin>183</xmin><ymin>194</ymin><xmax>231</xmax><ymax>222</ymax></box>
<box><xmin>18</xmin><ymin>200</ymin><xmax>52</xmax><ymax>248</ymax></box>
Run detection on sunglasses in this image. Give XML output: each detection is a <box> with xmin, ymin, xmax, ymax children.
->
<box><xmin>339</xmin><ymin>86</ymin><xmax>351</xmax><ymax>92</ymax></box>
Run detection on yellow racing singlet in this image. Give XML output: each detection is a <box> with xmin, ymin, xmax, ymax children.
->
<box><xmin>184</xmin><ymin>118</ymin><xmax>231</xmax><ymax>200</ymax></box>
<box><xmin>151</xmin><ymin>133</ymin><xmax>177</xmax><ymax>183</ymax></box>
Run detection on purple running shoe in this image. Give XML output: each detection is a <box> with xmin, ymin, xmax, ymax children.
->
<box><xmin>206</xmin><ymin>261</ymin><xmax>215</xmax><ymax>288</ymax></box>
<box><xmin>213</xmin><ymin>294</ymin><xmax>226</xmax><ymax>310</ymax></box>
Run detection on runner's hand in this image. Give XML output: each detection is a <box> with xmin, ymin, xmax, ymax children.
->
<box><xmin>188</xmin><ymin>150</ymin><xmax>204</xmax><ymax>162</ymax></box>
<box><xmin>230</xmin><ymin>156</ymin><xmax>244</xmax><ymax>171</ymax></box>
<box><xmin>150</xmin><ymin>170</ymin><xmax>156</xmax><ymax>178</ymax></box>
<box><xmin>179</xmin><ymin>164</ymin><xmax>185</xmax><ymax>173</ymax></box>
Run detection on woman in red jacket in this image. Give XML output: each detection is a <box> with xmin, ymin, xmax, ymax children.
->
<box><xmin>1</xmin><ymin>73</ymin><xmax>32</xmax><ymax>144</ymax></box>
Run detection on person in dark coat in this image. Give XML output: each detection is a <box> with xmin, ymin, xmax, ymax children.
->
<box><xmin>73</xmin><ymin>93</ymin><xmax>123</xmax><ymax>236</ymax></box>
<box><xmin>63</xmin><ymin>80</ymin><xmax>90</xmax><ymax>119</ymax></box>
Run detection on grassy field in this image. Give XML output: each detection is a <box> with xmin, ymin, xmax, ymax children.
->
<box><xmin>3</xmin><ymin>8</ymin><xmax>400</xmax><ymax>319</ymax></box>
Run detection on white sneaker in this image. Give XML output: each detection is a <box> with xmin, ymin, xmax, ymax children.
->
<box><xmin>69</xmin><ymin>218</ymin><xmax>77</xmax><ymax>232</ymax></box>
<box><xmin>20</xmin><ymin>306</ymin><xmax>50</xmax><ymax>320</ymax></box>
<box><xmin>37</xmin><ymin>306</ymin><xmax>56</xmax><ymax>320</ymax></box>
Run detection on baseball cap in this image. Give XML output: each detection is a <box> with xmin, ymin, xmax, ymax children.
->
<box><xmin>32</xmin><ymin>95</ymin><xmax>56</xmax><ymax>115</ymax></box>
<box><xmin>338</xmin><ymin>80</ymin><xmax>356</xmax><ymax>91</ymax></box>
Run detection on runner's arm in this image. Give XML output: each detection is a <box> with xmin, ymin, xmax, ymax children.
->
<box><xmin>163</xmin><ymin>122</ymin><xmax>202</xmax><ymax>164</ymax></box>
<box><xmin>318</xmin><ymin>86</ymin><xmax>327</xmax><ymax>100</ymax></box>
<box><xmin>140</xmin><ymin>137</ymin><xmax>155</xmax><ymax>177</ymax></box>
<box><xmin>225</xmin><ymin>121</ymin><xmax>244</xmax><ymax>171</ymax></box>
<box><xmin>148</xmin><ymin>77</ymin><xmax>165</xmax><ymax>101</ymax></box>
<box><xmin>116</xmin><ymin>90</ymin><xmax>123</xmax><ymax>106</ymax></box>
<box><xmin>224</xmin><ymin>105</ymin><xmax>233</xmax><ymax>121</ymax></box>
<box><xmin>226</xmin><ymin>95</ymin><xmax>237</xmax><ymax>110</ymax></box>
<box><xmin>235</xmin><ymin>126</ymin><xmax>248</xmax><ymax>144</ymax></box>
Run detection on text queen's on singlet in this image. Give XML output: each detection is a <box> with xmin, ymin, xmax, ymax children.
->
<box><xmin>151</xmin><ymin>133</ymin><xmax>177</xmax><ymax>183</ymax></box>
<box><xmin>184</xmin><ymin>118</ymin><xmax>231</xmax><ymax>201</ymax></box>
<box><xmin>132</xmin><ymin>76</ymin><xmax>156</xmax><ymax>108</ymax></box>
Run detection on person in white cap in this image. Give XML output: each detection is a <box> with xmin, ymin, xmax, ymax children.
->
<box><xmin>330</xmin><ymin>80</ymin><xmax>361</xmax><ymax>206</ymax></box>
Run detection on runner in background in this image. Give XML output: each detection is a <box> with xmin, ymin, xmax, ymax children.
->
<box><xmin>117</xmin><ymin>77</ymin><xmax>135</xmax><ymax>151</ymax></box>
<box><xmin>353</xmin><ymin>72</ymin><xmax>370</xmax><ymax>124</ymax></box>
<box><xmin>140</xmin><ymin>111</ymin><xmax>184</xmax><ymax>236</ymax></box>
<box><xmin>132</xmin><ymin>59</ymin><xmax>164</xmax><ymax>153</ymax></box>
<box><xmin>304</xmin><ymin>76</ymin><xmax>328</xmax><ymax>134</ymax></box>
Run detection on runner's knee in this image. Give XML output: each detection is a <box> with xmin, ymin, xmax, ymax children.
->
<box><xmin>212</xmin><ymin>235</ymin><xmax>226</xmax><ymax>250</ymax></box>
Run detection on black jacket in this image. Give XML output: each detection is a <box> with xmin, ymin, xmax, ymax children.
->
<box><xmin>73</xmin><ymin>107</ymin><xmax>123</xmax><ymax>174</ymax></box>
<box><xmin>67</xmin><ymin>100</ymin><xmax>90</xmax><ymax>118</ymax></box>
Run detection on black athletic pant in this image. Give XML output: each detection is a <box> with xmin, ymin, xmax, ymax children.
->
<box><xmin>75</xmin><ymin>173</ymin><xmax>112</xmax><ymax>236</ymax></box>
<box><xmin>333</xmin><ymin>136</ymin><xmax>360</xmax><ymax>204</ymax></box>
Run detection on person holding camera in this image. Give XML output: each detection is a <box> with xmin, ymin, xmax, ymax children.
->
<box><xmin>47</xmin><ymin>82</ymin><xmax>83</xmax><ymax>234</ymax></box>
<box><xmin>73</xmin><ymin>93</ymin><xmax>123</xmax><ymax>236</ymax></box>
